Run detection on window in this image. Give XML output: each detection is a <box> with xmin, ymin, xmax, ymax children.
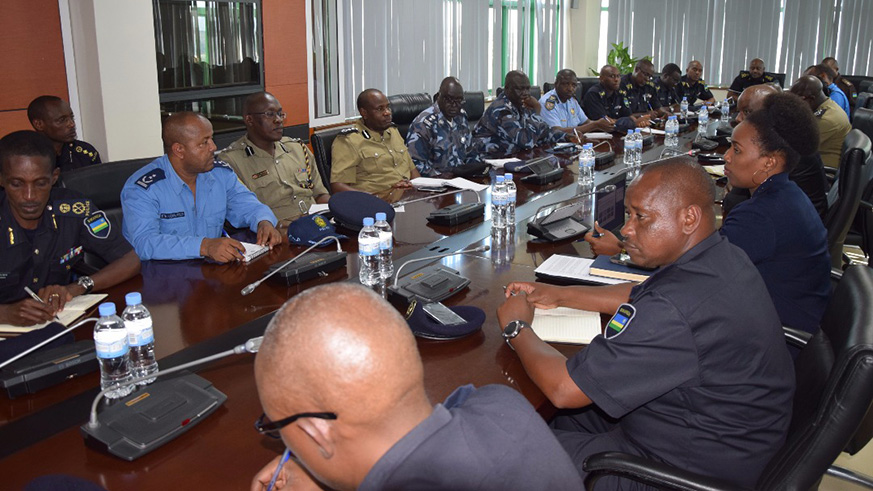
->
<box><xmin>153</xmin><ymin>0</ymin><xmax>263</xmax><ymax>127</ymax></box>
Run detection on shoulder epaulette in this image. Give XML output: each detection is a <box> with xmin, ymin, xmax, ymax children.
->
<box><xmin>134</xmin><ymin>168</ymin><xmax>166</xmax><ymax>190</ymax></box>
<box><xmin>54</xmin><ymin>198</ymin><xmax>92</xmax><ymax>217</ymax></box>
<box><xmin>339</xmin><ymin>127</ymin><xmax>359</xmax><ymax>136</ymax></box>
<box><xmin>814</xmin><ymin>106</ymin><xmax>827</xmax><ymax>118</ymax></box>
<box><xmin>213</xmin><ymin>159</ymin><xmax>233</xmax><ymax>170</ymax></box>
<box><xmin>740</xmin><ymin>71</ymin><xmax>750</xmax><ymax>78</ymax></box>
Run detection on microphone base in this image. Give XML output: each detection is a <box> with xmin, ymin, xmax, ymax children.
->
<box><xmin>265</xmin><ymin>251</ymin><xmax>348</xmax><ymax>286</ymax></box>
<box><xmin>426</xmin><ymin>203</ymin><xmax>485</xmax><ymax>227</ymax></box>
<box><xmin>1</xmin><ymin>340</ymin><xmax>97</xmax><ymax>399</ymax></box>
<box><xmin>388</xmin><ymin>264</ymin><xmax>471</xmax><ymax>305</ymax></box>
<box><xmin>80</xmin><ymin>371</ymin><xmax>226</xmax><ymax>461</ymax></box>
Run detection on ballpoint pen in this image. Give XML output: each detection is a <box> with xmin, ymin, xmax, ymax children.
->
<box><xmin>266</xmin><ymin>448</ymin><xmax>292</xmax><ymax>491</ymax></box>
<box><xmin>24</xmin><ymin>286</ymin><xmax>61</xmax><ymax>321</ymax></box>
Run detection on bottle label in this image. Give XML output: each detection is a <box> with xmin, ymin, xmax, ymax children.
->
<box><xmin>378</xmin><ymin>231</ymin><xmax>393</xmax><ymax>251</ymax></box>
<box><xmin>507</xmin><ymin>193</ymin><xmax>516</xmax><ymax>203</ymax></box>
<box><xmin>126</xmin><ymin>318</ymin><xmax>154</xmax><ymax>347</ymax></box>
<box><xmin>95</xmin><ymin>329</ymin><xmax>129</xmax><ymax>359</ymax></box>
<box><xmin>359</xmin><ymin>237</ymin><xmax>380</xmax><ymax>256</ymax></box>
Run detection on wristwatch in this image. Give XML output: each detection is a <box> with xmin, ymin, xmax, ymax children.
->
<box><xmin>77</xmin><ymin>275</ymin><xmax>95</xmax><ymax>294</ymax></box>
<box><xmin>502</xmin><ymin>320</ymin><xmax>530</xmax><ymax>350</ymax></box>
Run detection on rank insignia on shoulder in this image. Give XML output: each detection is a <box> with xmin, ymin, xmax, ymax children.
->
<box><xmin>339</xmin><ymin>127</ymin><xmax>359</xmax><ymax>136</ymax></box>
<box><xmin>740</xmin><ymin>71</ymin><xmax>750</xmax><ymax>78</ymax></box>
<box><xmin>598</xmin><ymin>91</ymin><xmax>606</xmax><ymax>97</ymax></box>
<box><xmin>814</xmin><ymin>107</ymin><xmax>827</xmax><ymax>118</ymax></box>
<box><xmin>84</xmin><ymin>211</ymin><xmax>111</xmax><ymax>239</ymax></box>
<box><xmin>362</xmin><ymin>129</ymin><xmax>371</xmax><ymax>139</ymax></box>
<box><xmin>213</xmin><ymin>159</ymin><xmax>233</xmax><ymax>170</ymax></box>
<box><xmin>605</xmin><ymin>303</ymin><xmax>636</xmax><ymax>340</ymax></box>
<box><xmin>135</xmin><ymin>168</ymin><xmax>166</xmax><ymax>189</ymax></box>
<box><xmin>245</xmin><ymin>145</ymin><xmax>255</xmax><ymax>156</ymax></box>
<box><xmin>56</xmin><ymin>199</ymin><xmax>91</xmax><ymax>216</ymax></box>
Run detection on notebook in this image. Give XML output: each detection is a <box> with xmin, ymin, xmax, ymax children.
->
<box><xmin>0</xmin><ymin>293</ymin><xmax>108</xmax><ymax>335</ymax></box>
<box><xmin>534</xmin><ymin>254</ymin><xmax>629</xmax><ymax>286</ymax></box>
<box><xmin>241</xmin><ymin>242</ymin><xmax>270</xmax><ymax>263</ymax></box>
<box><xmin>588</xmin><ymin>254</ymin><xmax>655</xmax><ymax>283</ymax></box>
<box><xmin>531</xmin><ymin>307</ymin><xmax>602</xmax><ymax>344</ymax></box>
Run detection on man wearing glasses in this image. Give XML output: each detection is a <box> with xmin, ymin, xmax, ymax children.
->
<box><xmin>250</xmin><ymin>283</ymin><xmax>583</xmax><ymax>490</ymax></box>
<box><xmin>539</xmin><ymin>69</ymin><xmax>615</xmax><ymax>135</ymax></box>
<box><xmin>583</xmin><ymin>65</ymin><xmax>650</xmax><ymax>134</ymax></box>
<box><xmin>472</xmin><ymin>70</ymin><xmax>566</xmax><ymax>158</ymax></box>
<box><xmin>406</xmin><ymin>77</ymin><xmax>480</xmax><ymax>177</ymax></box>
<box><xmin>219</xmin><ymin>92</ymin><xmax>330</xmax><ymax>227</ymax></box>
<box><xmin>618</xmin><ymin>59</ymin><xmax>664</xmax><ymax>117</ymax></box>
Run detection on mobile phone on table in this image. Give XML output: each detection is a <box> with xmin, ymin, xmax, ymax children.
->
<box><xmin>423</xmin><ymin>302</ymin><xmax>467</xmax><ymax>326</ymax></box>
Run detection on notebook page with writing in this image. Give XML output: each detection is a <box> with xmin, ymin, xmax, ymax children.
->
<box><xmin>531</xmin><ymin>307</ymin><xmax>602</xmax><ymax>344</ymax></box>
<box><xmin>0</xmin><ymin>293</ymin><xmax>108</xmax><ymax>335</ymax></box>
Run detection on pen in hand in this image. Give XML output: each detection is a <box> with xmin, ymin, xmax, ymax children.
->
<box><xmin>266</xmin><ymin>448</ymin><xmax>292</xmax><ymax>491</ymax></box>
<box><xmin>24</xmin><ymin>286</ymin><xmax>61</xmax><ymax>321</ymax></box>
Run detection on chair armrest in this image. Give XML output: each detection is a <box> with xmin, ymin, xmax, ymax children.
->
<box><xmin>825</xmin><ymin>167</ymin><xmax>837</xmax><ymax>187</ymax></box>
<box><xmin>784</xmin><ymin>326</ymin><xmax>812</xmax><ymax>348</ymax></box>
<box><xmin>583</xmin><ymin>452</ymin><xmax>748</xmax><ymax>491</ymax></box>
<box><xmin>831</xmin><ymin>267</ymin><xmax>845</xmax><ymax>281</ymax></box>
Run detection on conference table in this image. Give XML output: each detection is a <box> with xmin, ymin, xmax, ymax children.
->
<box><xmin>0</xmin><ymin>126</ymin><xmax>707</xmax><ymax>489</ymax></box>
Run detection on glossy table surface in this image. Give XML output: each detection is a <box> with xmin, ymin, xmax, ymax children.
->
<box><xmin>0</xmin><ymin>128</ymin><xmax>708</xmax><ymax>488</ymax></box>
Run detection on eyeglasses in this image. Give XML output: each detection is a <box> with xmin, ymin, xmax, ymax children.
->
<box><xmin>254</xmin><ymin>411</ymin><xmax>338</xmax><ymax>439</ymax></box>
<box><xmin>250</xmin><ymin>111</ymin><xmax>287</xmax><ymax>120</ymax></box>
<box><xmin>441</xmin><ymin>96</ymin><xmax>465</xmax><ymax>107</ymax></box>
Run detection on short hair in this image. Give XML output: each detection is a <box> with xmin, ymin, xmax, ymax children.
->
<box><xmin>636</xmin><ymin>59</ymin><xmax>654</xmax><ymax>70</ymax></box>
<box><xmin>27</xmin><ymin>95</ymin><xmax>63</xmax><ymax>123</ymax></box>
<box><xmin>822</xmin><ymin>56</ymin><xmax>837</xmax><ymax>65</ymax></box>
<box><xmin>814</xmin><ymin>63</ymin><xmax>837</xmax><ymax>80</ymax></box>
<box><xmin>743</xmin><ymin>92</ymin><xmax>819</xmax><ymax>171</ymax></box>
<box><xmin>661</xmin><ymin>63</ymin><xmax>681</xmax><ymax>77</ymax></box>
<box><xmin>555</xmin><ymin>68</ymin><xmax>577</xmax><ymax>82</ymax></box>
<box><xmin>0</xmin><ymin>130</ymin><xmax>57</xmax><ymax>174</ymax></box>
<box><xmin>356</xmin><ymin>89</ymin><xmax>383</xmax><ymax>111</ymax></box>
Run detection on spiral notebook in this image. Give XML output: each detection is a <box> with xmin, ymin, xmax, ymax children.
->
<box><xmin>241</xmin><ymin>242</ymin><xmax>270</xmax><ymax>263</ymax></box>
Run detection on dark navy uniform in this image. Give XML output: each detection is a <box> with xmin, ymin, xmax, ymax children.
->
<box><xmin>359</xmin><ymin>384</ymin><xmax>583</xmax><ymax>490</ymax></box>
<box><xmin>678</xmin><ymin>75</ymin><xmax>714</xmax><ymax>105</ymax></box>
<box><xmin>56</xmin><ymin>140</ymin><xmax>101</xmax><ymax>173</ymax></box>
<box><xmin>582</xmin><ymin>83</ymin><xmax>636</xmax><ymax>133</ymax></box>
<box><xmin>618</xmin><ymin>73</ymin><xmax>660</xmax><ymax>113</ymax></box>
<box><xmin>653</xmin><ymin>76</ymin><xmax>681</xmax><ymax>107</ymax></box>
<box><xmin>0</xmin><ymin>188</ymin><xmax>132</xmax><ymax>305</ymax></box>
<box><xmin>471</xmin><ymin>93</ymin><xmax>566</xmax><ymax>158</ymax></box>
<box><xmin>553</xmin><ymin>233</ymin><xmax>794</xmax><ymax>487</ymax></box>
<box><xmin>728</xmin><ymin>70</ymin><xmax>778</xmax><ymax>94</ymax></box>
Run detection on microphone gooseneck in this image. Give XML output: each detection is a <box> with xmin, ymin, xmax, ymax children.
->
<box><xmin>0</xmin><ymin>317</ymin><xmax>99</xmax><ymax>370</ymax></box>
<box><xmin>241</xmin><ymin>235</ymin><xmax>343</xmax><ymax>296</ymax></box>
<box><xmin>393</xmin><ymin>187</ymin><xmax>482</xmax><ymax>207</ymax></box>
<box><xmin>391</xmin><ymin>245</ymin><xmax>490</xmax><ymax>288</ymax></box>
<box><xmin>87</xmin><ymin>336</ymin><xmax>263</xmax><ymax>428</ymax></box>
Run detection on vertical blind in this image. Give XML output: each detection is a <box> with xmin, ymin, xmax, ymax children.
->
<box><xmin>607</xmin><ymin>0</ymin><xmax>872</xmax><ymax>88</ymax></box>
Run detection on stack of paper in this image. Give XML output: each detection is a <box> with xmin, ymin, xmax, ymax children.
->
<box><xmin>531</xmin><ymin>307</ymin><xmax>602</xmax><ymax>344</ymax></box>
<box><xmin>241</xmin><ymin>242</ymin><xmax>270</xmax><ymax>263</ymax></box>
<box><xmin>483</xmin><ymin>158</ymin><xmax>523</xmax><ymax>169</ymax></box>
<box><xmin>0</xmin><ymin>293</ymin><xmax>108</xmax><ymax>336</ymax></box>
<box><xmin>411</xmin><ymin>177</ymin><xmax>489</xmax><ymax>192</ymax></box>
<box><xmin>534</xmin><ymin>254</ymin><xmax>629</xmax><ymax>285</ymax></box>
<box><xmin>583</xmin><ymin>132</ymin><xmax>614</xmax><ymax>140</ymax></box>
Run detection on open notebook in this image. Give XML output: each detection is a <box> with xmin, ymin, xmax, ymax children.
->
<box><xmin>241</xmin><ymin>242</ymin><xmax>270</xmax><ymax>263</ymax></box>
<box><xmin>531</xmin><ymin>307</ymin><xmax>602</xmax><ymax>345</ymax></box>
<box><xmin>0</xmin><ymin>293</ymin><xmax>108</xmax><ymax>335</ymax></box>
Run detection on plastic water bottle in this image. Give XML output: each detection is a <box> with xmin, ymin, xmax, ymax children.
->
<box><xmin>374</xmin><ymin>212</ymin><xmax>394</xmax><ymax>279</ymax></box>
<box><xmin>720</xmin><ymin>98</ymin><xmax>730</xmax><ymax>124</ymax></box>
<box><xmin>94</xmin><ymin>302</ymin><xmax>133</xmax><ymax>399</ymax></box>
<box><xmin>358</xmin><ymin>217</ymin><xmax>381</xmax><ymax>287</ymax></box>
<box><xmin>624</xmin><ymin>129</ymin><xmax>635</xmax><ymax>182</ymax></box>
<box><xmin>665</xmin><ymin>115</ymin><xmax>679</xmax><ymax>147</ymax></box>
<box><xmin>577</xmin><ymin>143</ymin><xmax>595</xmax><ymax>189</ymax></box>
<box><xmin>122</xmin><ymin>292</ymin><xmax>158</xmax><ymax>385</ymax></box>
<box><xmin>680</xmin><ymin>97</ymin><xmax>689</xmax><ymax>119</ymax></box>
<box><xmin>504</xmin><ymin>173</ymin><xmax>517</xmax><ymax>226</ymax></box>
<box><xmin>491</xmin><ymin>175</ymin><xmax>507</xmax><ymax>230</ymax></box>
<box><xmin>633</xmin><ymin>128</ymin><xmax>643</xmax><ymax>168</ymax></box>
<box><xmin>698</xmin><ymin>105</ymin><xmax>709</xmax><ymax>137</ymax></box>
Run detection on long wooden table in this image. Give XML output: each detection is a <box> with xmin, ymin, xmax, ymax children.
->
<box><xmin>0</xmin><ymin>128</ymin><xmax>703</xmax><ymax>488</ymax></box>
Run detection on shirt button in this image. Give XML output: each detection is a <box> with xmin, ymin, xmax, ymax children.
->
<box><xmin>34</xmin><ymin>249</ymin><xmax>39</xmax><ymax>255</ymax></box>
<box><xmin>374</xmin><ymin>152</ymin><xmax>379</xmax><ymax>157</ymax></box>
<box><xmin>33</xmin><ymin>278</ymin><xmax>39</xmax><ymax>283</ymax></box>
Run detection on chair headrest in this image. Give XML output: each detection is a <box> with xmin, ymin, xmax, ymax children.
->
<box><xmin>388</xmin><ymin>93</ymin><xmax>433</xmax><ymax>126</ymax></box>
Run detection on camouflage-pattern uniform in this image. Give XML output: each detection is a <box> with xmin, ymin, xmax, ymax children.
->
<box><xmin>471</xmin><ymin>93</ymin><xmax>565</xmax><ymax>158</ymax></box>
<box><xmin>406</xmin><ymin>102</ymin><xmax>478</xmax><ymax>176</ymax></box>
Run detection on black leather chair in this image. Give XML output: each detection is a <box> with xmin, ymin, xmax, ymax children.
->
<box><xmin>583</xmin><ymin>265</ymin><xmax>873</xmax><ymax>490</ymax></box>
<box><xmin>769</xmin><ymin>72</ymin><xmax>786</xmax><ymax>88</ymax></box>
<box><xmin>856</xmin><ymin>92</ymin><xmax>873</xmax><ymax>115</ymax></box>
<box><xmin>463</xmin><ymin>91</ymin><xmax>485</xmax><ymax>126</ymax></box>
<box><xmin>387</xmin><ymin>92</ymin><xmax>432</xmax><ymax>139</ymax></box>
<box><xmin>577</xmin><ymin>77</ymin><xmax>600</xmax><ymax>105</ymax></box>
<box><xmin>860</xmin><ymin>80</ymin><xmax>873</xmax><ymax>95</ymax></box>
<box><xmin>310</xmin><ymin>125</ymin><xmax>354</xmax><ymax>194</ymax></box>
<box><xmin>824</xmin><ymin>130</ymin><xmax>872</xmax><ymax>268</ymax></box>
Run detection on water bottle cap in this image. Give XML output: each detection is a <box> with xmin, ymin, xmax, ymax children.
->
<box><xmin>496</xmin><ymin>175</ymin><xmax>505</xmax><ymax>182</ymax></box>
<box><xmin>682</xmin><ymin>96</ymin><xmax>687</xmax><ymax>100</ymax></box>
<box><xmin>504</xmin><ymin>173</ymin><xmax>513</xmax><ymax>179</ymax></box>
<box><xmin>627</xmin><ymin>129</ymin><xmax>634</xmax><ymax>135</ymax></box>
<box><xmin>669</xmin><ymin>115</ymin><xmax>676</xmax><ymax>119</ymax></box>
<box><xmin>125</xmin><ymin>292</ymin><xmax>142</xmax><ymax>306</ymax></box>
<box><xmin>98</xmin><ymin>302</ymin><xmax>116</xmax><ymax>317</ymax></box>
<box><xmin>634</xmin><ymin>129</ymin><xmax>642</xmax><ymax>133</ymax></box>
<box><xmin>584</xmin><ymin>143</ymin><xmax>593</xmax><ymax>149</ymax></box>
<box><xmin>375</xmin><ymin>212</ymin><xmax>387</xmax><ymax>221</ymax></box>
<box><xmin>362</xmin><ymin>217</ymin><xmax>374</xmax><ymax>227</ymax></box>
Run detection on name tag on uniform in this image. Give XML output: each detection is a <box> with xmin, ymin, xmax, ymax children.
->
<box><xmin>160</xmin><ymin>212</ymin><xmax>185</xmax><ymax>219</ymax></box>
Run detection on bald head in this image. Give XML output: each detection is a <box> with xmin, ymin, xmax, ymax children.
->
<box><xmin>243</xmin><ymin>91</ymin><xmax>276</xmax><ymax>115</ymax></box>
<box><xmin>638</xmin><ymin>157</ymin><xmax>717</xmax><ymax>227</ymax></box>
<box><xmin>161</xmin><ymin>112</ymin><xmax>209</xmax><ymax>154</ymax></box>
<box><xmin>735</xmin><ymin>84</ymin><xmax>780</xmax><ymax>123</ymax></box>
<box><xmin>749</xmin><ymin>58</ymin><xmax>765</xmax><ymax>79</ymax></box>
<box><xmin>256</xmin><ymin>283</ymin><xmax>426</xmax><ymax>423</ymax></box>
<box><xmin>504</xmin><ymin>70</ymin><xmax>532</xmax><ymax>107</ymax></box>
<box><xmin>437</xmin><ymin>77</ymin><xmax>465</xmax><ymax>118</ymax></box>
<box><xmin>790</xmin><ymin>75</ymin><xmax>826</xmax><ymax>109</ymax></box>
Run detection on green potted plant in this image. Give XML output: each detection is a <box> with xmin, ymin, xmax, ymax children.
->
<box><xmin>589</xmin><ymin>42</ymin><xmax>652</xmax><ymax>75</ymax></box>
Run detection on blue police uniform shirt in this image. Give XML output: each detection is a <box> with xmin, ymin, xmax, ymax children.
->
<box><xmin>359</xmin><ymin>384</ymin><xmax>583</xmax><ymax>491</ymax></box>
<box><xmin>720</xmin><ymin>172</ymin><xmax>831</xmax><ymax>337</ymax></box>
<box><xmin>538</xmin><ymin>88</ymin><xmax>588</xmax><ymax>129</ymax></box>
<box><xmin>471</xmin><ymin>93</ymin><xmax>566</xmax><ymax>158</ymax></box>
<box><xmin>828</xmin><ymin>82</ymin><xmax>851</xmax><ymax>117</ymax></box>
<box><xmin>558</xmin><ymin>232</ymin><xmax>794</xmax><ymax>486</ymax></box>
<box><xmin>121</xmin><ymin>155</ymin><xmax>277</xmax><ymax>261</ymax></box>
<box><xmin>406</xmin><ymin>102</ymin><xmax>478</xmax><ymax>177</ymax></box>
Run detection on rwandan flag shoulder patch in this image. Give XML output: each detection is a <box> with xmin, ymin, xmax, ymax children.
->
<box><xmin>84</xmin><ymin>211</ymin><xmax>111</xmax><ymax>239</ymax></box>
<box><xmin>605</xmin><ymin>303</ymin><xmax>636</xmax><ymax>340</ymax></box>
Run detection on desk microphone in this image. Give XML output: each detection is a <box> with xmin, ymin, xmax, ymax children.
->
<box><xmin>0</xmin><ymin>317</ymin><xmax>97</xmax><ymax>370</ymax></box>
<box><xmin>527</xmin><ymin>185</ymin><xmax>616</xmax><ymax>242</ymax></box>
<box><xmin>393</xmin><ymin>187</ymin><xmax>482</xmax><ymax>207</ymax></box>
<box><xmin>388</xmin><ymin>245</ymin><xmax>490</xmax><ymax>304</ymax></box>
<box><xmin>241</xmin><ymin>235</ymin><xmax>342</xmax><ymax>296</ymax></box>
<box><xmin>80</xmin><ymin>335</ymin><xmax>263</xmax><ymax>461</ymax></box>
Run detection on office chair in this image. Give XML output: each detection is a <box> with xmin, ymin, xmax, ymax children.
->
<box><xmin>855</xmin><ymin>93</ymin><xmax>872</xmax><ymax>115</ymax></box>
<box><xmin>310</xmin><ymin>125</ymin><xmax>355</xmax><ymax>193</ymax></box>
<box><xmin>387</xmin><ymin>92</ymin><xmax>432</xmax><ymax>139</ymax></box>
<box><xmin>463</xmin><ymin>91</ymin><xmax>486</xmax><ymax>127</ymax></box>
<box><xmin>577</xmin><ymin>77</ymin><xmax>600</xmax><ymax>104</ymax></box>
<box><xmin>823</xmin><ymin>130</ymin><xmax>871</xmax><ymax>268</ymax></box>
<box><xmin>769</xmin><ymin>72</ymin><xmax>786</xmax><ymax>88</ymax></box>
<box><xmin>583</xmin><ymin>265</ymin><xmax>873</xmax><ymax>490</ymax></box>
